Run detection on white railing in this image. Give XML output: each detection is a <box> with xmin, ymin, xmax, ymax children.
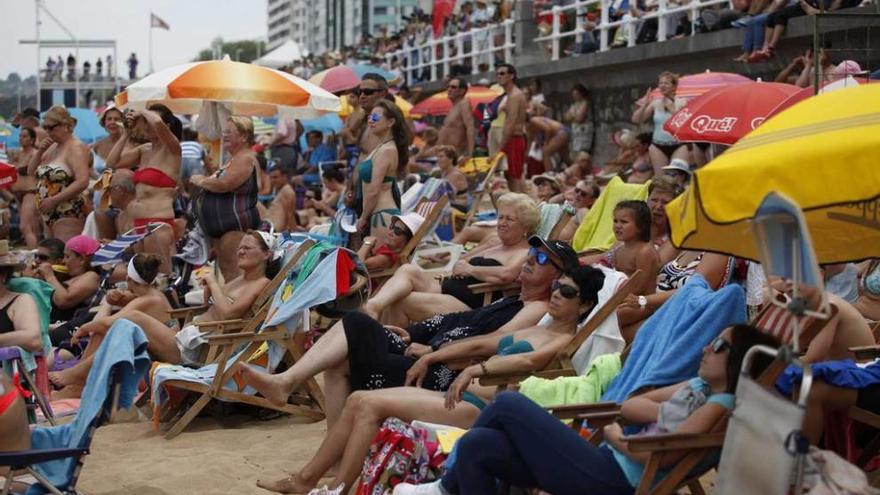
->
<box><xmin>534</xmin><ymin>0</ymin><xmax>732</xmax><ymax>58</ymax></box>
<box><xmin>384</xmin><ymin>19</ymin><xmax>515</xmax><ymax>85</ymax></box>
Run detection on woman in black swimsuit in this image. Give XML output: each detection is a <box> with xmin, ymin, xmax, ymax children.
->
<box><xmin>0</xmin><ymin>253</ymin><xmax>42</xmax><ymax>353</ymax></box>
<box><xmin>363</xmin><ymin>192</ymin><xmax>539</xmax><ymax>326</ymax></box>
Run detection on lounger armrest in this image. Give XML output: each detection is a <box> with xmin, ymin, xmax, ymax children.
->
<box><xmin>624</xmin><ymin>431</ymin><xmax>725</xmax><ymax>453</ymax></box>
<box><xmin>0</xmin><ymin>447</ymin><xmax>90</xmax><ymax>467</ymax></box>
<box><xmin>574</xmin><ymin>410</ymin><xmax>624</xmax><ymax>423</ymax></box>
<box><xmin>193</xmin><ymin>318</ymin><xmax>247</xmax><ymax>330</ymax></box>
<box><xmin>546</xmin><ymin>401</ymin><xmax>620</xmax><ymax>419</ymax></box>
<box><xmin>478</xmin><ymin>368</ymin><xmax>577</xmax><ymax>386</ymax></box>
<box><xmin>204</xmin><ymin>330</ymin><xmax>287</xmax><ymax>345</ymax></box>
<box><xmin>850</xmin><ymin>344</ymin><xmax>880</xmax><ymax>361</ymax></box>
<box><xmin>168</xmin><ymin>305</ymin><xmax>209</xmax><ymax>318</ymax></box>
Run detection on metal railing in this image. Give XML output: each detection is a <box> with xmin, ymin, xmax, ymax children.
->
<box><xmin>384</xmin><ymin>19</ymin><xmax>515</xmax><ymax>85</ymax></box>
<box><xmin>534</xmin><ymin>0</ymin><xmax>731</xmax><ymax>57</ymax></box>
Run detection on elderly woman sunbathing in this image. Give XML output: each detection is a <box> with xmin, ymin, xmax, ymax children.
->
<box><xmin>364</xmin><ymin>192</ymin><xmax>539</xmax><ymax>327</ymax></box>
<box><xmin>237</xmin><ymin>236</ymin><xmax>579</xmax><ymax>427</ymax></box>
<box><xmin>255</xmin><ymin>264</ymin><xmax>605</xmax><ymax>494</ymax></box>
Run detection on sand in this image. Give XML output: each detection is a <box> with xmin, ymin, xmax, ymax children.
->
<box><xmin>77</xmin><ymin>413</ymin><xmax>328</xmax><ymax>495</ymax></box>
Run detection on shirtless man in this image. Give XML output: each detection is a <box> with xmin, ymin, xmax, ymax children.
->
<box><xmin>437</xmin><ymin>77</ymin><xmax>475</xmax><ymax>160</ymax></box>
<box><xmin>356</xmin><ymin>73</ymin><xmax>390</xmax><ymax>156</ymax></box>
<box><xmin>493</xmin><ymin>63</ymin><xmax>528</xmax><ymax>193</ymax></box>
<box><xmin>263</xmin><ymin>166</ymin><xmax>298</xmax><ymax>232</ymax></box>
<box><xmin>341</xmin><ymin>91</ymin><xmax>366</xmax><ymax>174</ymax></box>
<box><xmin>94</xmin><ymin>169</ymin><xmax>135</xmax><ymax>240</ymax></box>
<box><xmin>799</xmin><ymin>287</ymin><xmax>875</xmax><ymax>364</ymax></box>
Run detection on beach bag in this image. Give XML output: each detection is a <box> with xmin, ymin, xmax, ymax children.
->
<box><xmin>356</xmin><ymin>417</ymin><xmax>442</xmax><ymax>495</ymax></box>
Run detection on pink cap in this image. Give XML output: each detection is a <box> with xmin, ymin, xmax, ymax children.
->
<box><xmin>66</xmin><ymin>235</ymin><xmax>101</xmax><ymax>257</ymax></box>
<box><xmin>832</xmin><ymin>60</ymin><xmax>867</xmax><ymax>77</ymax></box>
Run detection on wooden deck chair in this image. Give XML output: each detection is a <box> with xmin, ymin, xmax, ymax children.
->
<box><xmin>478</xmin><ymin>270</ymin><xmax>644</xmax><ymax>390</ymax></box>
<box><xmin>369</xmin><ymin>196</ymin><xmax>449</xmax><ymax>282</ymax></box>
<box><xmin>458</xmin><ymin>153</ymin><xmax>507</xmax><ymax>230</ymax></box>
<box><xmin>158</xmin><ymin>243</ymin><xmax>369</xmax><ymax>439</ymax></box>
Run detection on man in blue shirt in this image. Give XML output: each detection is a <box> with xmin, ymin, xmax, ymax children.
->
<box><xmin>294</xmin><ymin>130</ymin><xmax>338</xmax><ymax>187</ymax></box>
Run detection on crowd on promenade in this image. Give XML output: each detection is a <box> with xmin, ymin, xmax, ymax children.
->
<box><xmin>0</xmin><ymin>4</ymin><xmax>879</xmax><ymax>492</ymax></box>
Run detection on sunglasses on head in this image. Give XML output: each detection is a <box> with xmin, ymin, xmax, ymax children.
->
<box><xmin>528</xmin><ymin>246</ymin><xmax>561</xmax><ymax>270</ymax></box>
<box><xmin>367</xmin><ymin>113</ymin><xmax>383</xmax><ymax>124</ymax></box>
<box><xmin>551</xmin><ymin>279</ymin><xmax>579</xmax><ymax>299</ymax></box>
<box><xmin>709</xmin><ymin>336</ymin><xmax>731</xmax><ymax>354</ymax></box>
<box><xmin>355</xmin><ymin>87</ymin><xmax>382</xmax><ymax>96</ymax></box>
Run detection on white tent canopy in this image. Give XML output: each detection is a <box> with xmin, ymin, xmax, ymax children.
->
<box><xmin>254</xmin><ymin>40</ymin><xmax>308</xmax><ymax>68</ymax></box>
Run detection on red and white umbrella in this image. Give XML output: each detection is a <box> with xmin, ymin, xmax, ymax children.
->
<box><xmin>0</xmin><ymin>161</ymin><xmax>17</xmax><ymax>189</ymax></box>
<box><xmin>663</xmin><ymin>81</ymin><xmax>800</xmax><ymax>145</ymax></box>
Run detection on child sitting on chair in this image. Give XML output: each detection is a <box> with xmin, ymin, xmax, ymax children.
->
<box><xmin>358</xmin><ymin>212</ymin><xmax>423</xmax><ymax>274</ymax></box>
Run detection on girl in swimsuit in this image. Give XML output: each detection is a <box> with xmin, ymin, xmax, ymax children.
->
<box><xmin>354</xmin><ymin>100</ymin><xmax>410</xmax><ymax>241</ymax></box>
<box><xmin>28</xmin><ymin>106</ymin><xmax>91</xmax><ymax>243</ymax></box>
<box><xmin>364</xmin><ymin>192</ymin><xmax>537</xmax><ymax>327</ymax></box>
<box><xmin>631</xmin><ymin>72</ymin><xmax>689</xmax><ymax>173</ymax></box>
<box><xmin>192</xmin><ymin>117</ymin><xmax>261</xmax><ymax>280</ymax></box>
<box><xmin>11</xmin><ymin>127</ymin><xmax>42</xmax><ymax>248</ymax></box>
<box><xmin>107</xmin><ymin>105</ymin><xmax>182</xmax><ymax>275</ymax></box>
<box><xmin>253</xmin><ymin>266</ymin><xmax>605</xmax><ymax>495</ymax></box>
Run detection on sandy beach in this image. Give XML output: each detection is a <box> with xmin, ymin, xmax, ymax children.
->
<box><xmin>77</xmin><ymin>413</ymin><xmax>327</xmax><ymax>495</ymax></box>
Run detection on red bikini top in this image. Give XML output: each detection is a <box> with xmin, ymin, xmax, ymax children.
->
<box><xmin>133</xmin><ymin>167</ymin><xmax>177</xmax><ymax>188</ymax></box>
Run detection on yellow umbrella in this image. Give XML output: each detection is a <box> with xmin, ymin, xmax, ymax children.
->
<box><xmin>667</xmin><ymin>83</ymin><xmax>880</xmax><ymax>263</ymax></box>
<box><xmin>337</xmin><ymin>94</ymin><xmax>412</xmax><ymax>120</ymax></box>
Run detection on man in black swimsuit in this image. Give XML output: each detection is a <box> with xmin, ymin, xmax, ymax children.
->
<box><xmin>236</xmin><ymin>237</ymin><xmax>580</xmax><ymax>424</ymax></box>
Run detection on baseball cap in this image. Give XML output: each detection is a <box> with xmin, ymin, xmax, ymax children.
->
<box><xmin>66</xmin><ymin>235</ymin><xmax>101</xmax><ymax>257</ymax></box>
<box><xmin>528</xmin><ymin>236</ymin><xmax>579</xmax><ymax>271</ymax></box>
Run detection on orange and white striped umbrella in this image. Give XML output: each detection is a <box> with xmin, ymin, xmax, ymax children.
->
<box><xmin>114</xmin><ymin>57</ymin><xmax>340</xmax><ymax>119</ymax></box>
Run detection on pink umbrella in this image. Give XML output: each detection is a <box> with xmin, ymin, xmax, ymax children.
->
<box><xmin>308</xmin><ymin>65</ymin><xmax>360</xmax><ymax>95</ymax></box>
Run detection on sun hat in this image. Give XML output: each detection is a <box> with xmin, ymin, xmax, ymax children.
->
<box><xmin>662</xmin><ymin>158</ymin><xmax>693</xmax><ymax>177</ymax></box>
<box><xmin>832</xmin><ymin>60</ymin><xmax>868</xmax><ymax>78</ymax></box>
<box><xmin>390</xmin><ymin>212</ymin><xmax>425</xmax><ymax>236</ymax></box>
<box><xmin>65</xmin><ymin>235</ymin><xmax>101</xmax><ymax>257</ymax></box>
<box><xmin>533</xmin><ymin>174</ymin><xmax>562</xmax><ymax>193</ymax></box>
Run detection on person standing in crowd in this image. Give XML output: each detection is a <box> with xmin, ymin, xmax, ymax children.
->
<box><xmin>631</xmin><ymin>71</ymin><xmax>688</xmax><ymax>173</ymax></box>
<box><xmin>66</xmin><ymin>53</ymin><xmax>76</xmax><ymax>81</ymax></box>
<box><xmin>95</xmin><ymin>57</ymin><xmax>103</xmax><ymax>80</ymax></box>
<box><xmin>105</xmin><ymin>54</ymin><xmax>113</xmax><ymax>80</ymax></box>
<box><xmin>341</xmin><ymin>90</ymin><xmax>366</xmax><ymax>174</ymax></box>
<box><xmin>192</xmin><ymin>117</ymin><xmax>261</xmax><ymax>280</ymax></box>
<box><xmin>127</xmin><ymin>52</ymin><xmax>139</xmax><ymax>79</ymax></box>
<box><xmin>11</xmin><ymin>111</ymin><xmax>43</xmax><ymax>248</ymax></box>
<box><xmin>28</xmin><ymin>106</ymin><xmax>90</xmax><ymax>242</ymax></box>
<box><xmin>91</xmin><ymin>107</ymin><xmax>127</xmax><ymax>179</ymax></box>
<box><xmin>106</xmin><ymin>105</ymin><xmax>182</xmax><ymax>274</ymax></box>
<box><xmin>437</xmin><ymin>77</ymin><xmax>475</xmax><ymax>161</ymax></box>
<box><xmin>268</xmin><ymin>115</ymin><xmax>302</xmax><ymax>174</ymax></box>
<box><xmin>565</xmin><ymin>83</ymin><xmax>593</xmax><ymax>154</ymax></box>
<box><xmin>179</xmin><ymin>128</ymin><xmax>206</xmax><ymax>185</ymax></box>
<box><xmin>493</xmin><ymin>63</ymin><xmax>528</xmax><ymax>193</ymax></box>
<box><xmin>356</xmin><ymin>73</ymin><xmax>392</xmax><ymax>156</ymax></box>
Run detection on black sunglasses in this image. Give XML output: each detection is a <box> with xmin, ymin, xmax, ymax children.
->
<box><xmin>390</xmin><ymin>224</ymin><xmax>411</xmax><ymax>237</ymax></box>
<box><xmin>575</xmin><ymin>188</ymin><xmax>592</xmax><ymax>197</ymax></box>
<box><xmin>42</xmin><ymin>122</ymin><xmax>61</xmax><ymax>131</ymax></box>
<box><xmin>551</xmin><ymin>279</ymin><xmax>579</xmax><ymax>299</ymax></box>
<box><xmin>710</xmin><ymin>336</ymin><xmax>731</xmax><ymax>354</ymax></box>
<box><xmin>35</xmin><ymin>253</ymin><xmax>50</xmax><ymax>262</ymax></box>
<box><xmin>529</xmin><ymin>247</ymin><xmax>561</xmax><ymax>270</ymax></box>
<box><xmin>354</xmin><ymin>87</ymin><xmax>382</xmax><ymax>96</ymax></box>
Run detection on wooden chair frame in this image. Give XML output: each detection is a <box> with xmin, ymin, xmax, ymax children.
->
<box><xmin>370</xmin><ymin>195</ymin><xmax>450</xmax><ymax>281</ymax></box>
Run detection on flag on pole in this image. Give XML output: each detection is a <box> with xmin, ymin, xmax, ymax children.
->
<box><xmin>150</xmin><ymin>13</ymin><xmax>170</xmax><ymax>30</ymax></box>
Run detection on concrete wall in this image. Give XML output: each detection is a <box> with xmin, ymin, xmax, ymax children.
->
<box><xmin>414</xmin><ymin>7</ymin><xmax>880</xmax><ymax>165</ymax></box>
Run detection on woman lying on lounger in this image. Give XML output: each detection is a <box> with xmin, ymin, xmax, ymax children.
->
<box><xmin>255</xmin><ymin>264</ymin><xmax>604</xmax><ymax>494</ymax></box>
<box><xmin>395</xmin><ymin>324</ymin><xmax>781</xmax><ymax>495</ymax></box>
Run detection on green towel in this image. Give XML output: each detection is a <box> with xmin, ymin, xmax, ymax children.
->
<box><xmin>5</xmin><ymin>277</ymin><xmax>54</xmax><ymax>372</ymax></box>
<box><xmin>520</xmin><ymin>353</ymin><xmax>622</xmax><ymax>408</ymax></box>
<box><xmin>572</xmin><ymin>176</ymin><xmax>650</xmax><ymax>252</ymax></box>
<box><xmin>293</xmin><ymin>241</ymin><xmax>336</xmax><ymax>287</ymax></box>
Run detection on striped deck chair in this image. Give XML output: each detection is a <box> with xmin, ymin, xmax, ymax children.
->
<box><xmin>91</xmin><ymin>222</ymin><xmax>169</xmax><ymax>267</ymax></box>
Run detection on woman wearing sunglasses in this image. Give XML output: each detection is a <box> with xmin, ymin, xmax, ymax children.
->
<box><xmin>27</xmin><ymin>106</ymin><xmax>91</xmax><ymax>242</ymax></box>
<box><xmin>395</xmin><ymin>324</ymin><xmax>780</xmax><ymax>495</ymax></box>
<box><xmin>352</xmin><ymin>99</ymin><xmax>410</xmax><ymax>242</ymax></box>
<box><xmin>256</xmin><ymin>264</ymin><xmax>605</xmax><ymax>495</ymax></box>
<box><xmin>357</xmin><ymin>212</ymin><xmax>423</xmax><ymax>275</ymax></box>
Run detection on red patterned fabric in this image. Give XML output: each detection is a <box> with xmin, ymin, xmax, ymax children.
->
<box><xmin>336</xmin><ymin>249</ymin><xmax>355</xmax><ymax>296</ymax></box>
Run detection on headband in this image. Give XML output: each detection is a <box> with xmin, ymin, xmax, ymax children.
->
<box><xmin>127</xmin><ymin>257</ymin><xmax>148</xmax><ymax>285</ymax></box>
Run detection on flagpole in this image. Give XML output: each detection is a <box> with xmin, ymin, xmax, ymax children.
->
<box><xmin>149</xmin><ymin>18</ymin><xmax>154</xmax><ymax>74</ymax></box>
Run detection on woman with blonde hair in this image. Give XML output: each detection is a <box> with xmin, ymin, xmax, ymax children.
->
<box><xmin>192</xmin><ymin>116</ymin><xmax>261</xmax><ymax>280</ymax></box>
<box><xmin>27</xmin><ymin>106</ymin><xmax>90</xmax><ymax>242</ymax></box>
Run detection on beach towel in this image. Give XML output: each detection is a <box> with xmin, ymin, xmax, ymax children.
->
<box><xmin>571</xmin><ymin>176</ymin><xmax>650</xmax><ymax>253</ymax></box>
<box><xmin>520</xmin><ymin>353</ymin><xmax>621</xmax><ymax>408</ymax></box>
<box><xmin>4</xmin><ymin>277</ymin><xmax>54</xmax><ymax>373</ymax></box>
<box><xmin>27</xmin><ymin>319</ymin><xmax>150</xmax><ymax>494</ymax></box>
<box><xmin>602</xmin><ymin>274</ymin><xmax>747</xmax><ymax>403</ymax></box>
<box><xmin>776</xmin><ymin>359</ymin><xmax>880</xmax><ymax>396</ymax></box>
<box><xmin>536</xmin><ymin>202</ymin><xmax>566</xmax><ymax>240</ymax></box>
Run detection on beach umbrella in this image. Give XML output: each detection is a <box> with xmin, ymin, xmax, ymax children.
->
<box><xmin>640</xmin><ymin>71</ymin><xmax>752</xmax><ymax>104</ymax></box>
<box><xmin>410</xmin><ymin>85</ymin><xmax>504</xmax><ymax>118</ymax></box>
<box><xmin>0</xmin><ymin>123</ymin><xmax>19</xmax><ymax>150</ymax></box>
<box><xmin>662</xmin><ymin>82</ymin><xmax>799</xmax><ymax>145</ymax></box>
<box><xmin>114</xmin><ymin>56</ymin><xmax>340</xmax><ymax>123</ymax></box>
<box><xmin>0</xmin><ymin>161</ymin><xmax>17</xmax><ymax>188</ymax></box>
<box><xmin>346</xmin><ymin>63</ymin><xmax>401</xmax><ymax>86</ymax></box>
<box><xmin>666</xmin><ymin>83</ymin><xmax>880</xmax><ymax>264</ymax></box>
<box><xmin>766</xmin><ymin>75</ymin><xmax>871</xmax><ymax>119</ymax></box>
<box><xmin>336</xmin><ymin>94</ymin><xmax>412</xmax><ymax>120</ymax></box>
<box><xmin>309</xmin><ymin>65</ymin><xmax>360</xmax><ymax>94</ymax></box>
<box><xmin>42</xmin><ymin>108</ymin><xmax>108</xmax><ymax>145</ymax></box>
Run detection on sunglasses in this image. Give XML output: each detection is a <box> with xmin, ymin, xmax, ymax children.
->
<box><xmin>35</xmin><ymin>253</ymin><xmax>50</xmax><ymax>262</ymax></box>
<box><xmin>42</xmin><ymin>122</ymin><xmax>61</xmax><ymax>131</ymax></box>
<box><xmin>390</xmin><ymin>224</ymin><xmax>411</xmax><ymax>237</ymax></box>
<box><xmin>551</xmin><ymin>279</ymin><xmax>580</xmax><ymax>299</ymax></box>
<box><xmin>528</xmin><ymin>246</ymin><xmax>561</xmax><ymax>270</ymax></box>
<box><xmin>575</xmin><ymin>188</ymin><xmax>593</xmax><ymax>197</ymax></box>
<box><xmin>355</xmin><ymin>88</ymin><xmax>383</xmax><ymax>96</ymax></box>
<box><xmin>709</xmin><ymin>336</ymin><xmax>731</xmax><ymax>354</ymax></box>
<box><xmin>367</xmin><ymin>113</ymin><xmax>383</xmax><ymax>124</ymax></box>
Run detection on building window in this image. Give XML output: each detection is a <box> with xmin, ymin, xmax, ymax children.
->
<box><xmin>374</xmin><ymin>7</ymin><xmax>387</xmax><ymax>15</ymax></box>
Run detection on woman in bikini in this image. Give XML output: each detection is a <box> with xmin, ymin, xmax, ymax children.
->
<box><xmin>631</xmin><ymin>71</ymin><xmax>689</xmax><ymax>173</ymax></box>
<box><xmin>11</xmin><ymin>127</ymin><xmax>42</xmax><ymax>248</ymax></box>
<box><xmin>106</xmin><ymin>105</ymin><xmax>182</xmax><ymax>275</ymax></box>
<box><xmin>434</xmin><ymin>145</ymin><xmax>469</xmax><ymax>212</ymax></box>
<box><xmin>28</xmin><ymin>106</ymin><xmax>91</xmax><ymax>243</ymax></box>
<box><xmin>354</xmin><ymin>99</ymin><xmax>410</xmax><ymax>242</ymax></box>
<box><xmin>192</xmin><ymin>117</ymin><xmax>261</xmax><ymax>280</ymax></box>
<box><xmin>363</xmin><ymin>192</ymin><xmax>537</xmax><ymax>327</ymax></box>
<box><xmin>254</xmin><ymin>265</ymin><xmax>605</xmax><ymax>495</ymax></box>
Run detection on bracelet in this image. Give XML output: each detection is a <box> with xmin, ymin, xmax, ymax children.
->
<box><xmin>479</xmin><ymin>361</ymin><xmax>489</xmax><ymax>375</ymax></box>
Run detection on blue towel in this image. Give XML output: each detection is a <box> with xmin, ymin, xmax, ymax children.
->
<box><xmin>602</xmin><ymin>274</ymin><xmax>747</xmax><ymax>403</ymax></box>
<box><xmin>776</xmin><ymin>359</ymin><xmax>880</xmax><ymax>396</ymax></box>
<box><xmin>28</xmin><ymin>319</ymin><xmax>150</xmax><ymax>494</ymax></box>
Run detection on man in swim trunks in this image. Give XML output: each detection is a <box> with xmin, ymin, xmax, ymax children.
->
<box><xmin>493</xmin><ymin>63</ymin><xmax>528</xmax><ymax>193</ymax></box>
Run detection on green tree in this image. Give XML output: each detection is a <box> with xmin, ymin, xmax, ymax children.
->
<box><xmin>193</xmin><ymin>38</ymin><xmax>266</xmax><ymax>63</ymax></box>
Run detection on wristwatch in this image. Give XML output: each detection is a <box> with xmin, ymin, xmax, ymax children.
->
<box><xmin>638</xmin><ymin>295</ymin><xmax>648</xmax><ymax>309</ymax></box>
